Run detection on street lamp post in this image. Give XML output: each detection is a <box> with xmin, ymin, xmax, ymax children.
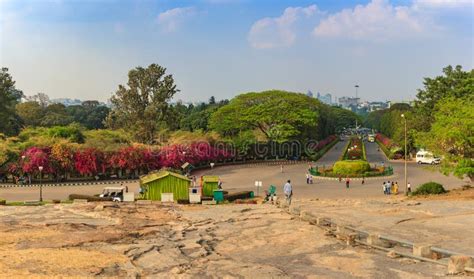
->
<box><xmin>38</xmin><ymin>166</ymin><xmax>43</xmax><ymax>202</ymax></box>
<box><xmin>401</xmin><ymin>114</ymin><xmax>407</xmax><ymax>195</ymax></box>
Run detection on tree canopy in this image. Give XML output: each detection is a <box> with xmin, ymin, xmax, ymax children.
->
<box><xmin>0</xmin><ymin>68</ymin><xmax>23</xmax><ymax>136</ymax></box>
<box><xmin>107</xmin><ymin>63</ymin><xmax>178</xmax><ymax>144</ymax></box>
<box><xmin>210</xmin><ymin>90</ymin><xmax>325</xmax><ymax>142</ymax></box>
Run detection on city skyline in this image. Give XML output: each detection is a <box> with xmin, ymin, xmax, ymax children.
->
<box><xmin>1</xmin><ymin>0</ymin><xmax>472</xmax><ymax>102</ymax></box>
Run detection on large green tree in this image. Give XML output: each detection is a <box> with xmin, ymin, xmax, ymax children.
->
<box><xmin>209</xmin><ymin>90</ymin><xmax>323</xmax><ymax>142</ymax></box>
<box><xmin>417</xmin><ymin>96</ymin><xmax>474</xmax><ymax>180</ymax></box>
<box><xmin>16</xmin><ymin>101</ymin><xmax>44</xmax><ymax>127</ymax></box>
<box><xmin>107</xmin><ymin>63</ymin><xmax>179</xmax><ymax>143</ymax></box>
<box><xmin>40</xmin><ymin>103</ymin><xmax>73</xmax><ymax>127</ymax></box>
<box><xmin>415</xmin><ymin>65</ymin><xmax>473</xmax><ymax>131</ymax></box>
<box><xmin>66</xmin><ymin>101</ymin><xmax>110</xmax><ymax>129</ymax></box>
<box><xmin>0</xmin><ymin>68</ymin><xmax>23</xmax><ymax>136</ymax></box>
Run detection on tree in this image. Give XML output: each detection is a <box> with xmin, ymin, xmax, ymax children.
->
<box><xmin>50</xmin><ymin>142</ymin><xmax>76</xmax><ymax>177</ymax></box>
<box><xmin>210</xmin><ymin>90</ymin><xmax>322</xmax><ymax>142</ymax></box>
<box><xmin>74</xmin><ymin>148</ymin><xmax>105</xmax><ymax>176</ymax></box>
<box><xmin>21</xmin><ymin>147</ymin><xmax>53</xmax><ymax>175</ymax></box>
<box><xmin>107</xmin><ymin>63</ymin><xmax>179</xmax><ymax>144</ymax></box>
<box><xmin>327</xmin><ymin>106</ymin><xmax>362</xmax><ymax>134</ymax></box>
<box><xmin>0</xmin><ymin>68</ymin><xmax>23</xmax><ymax>136</ymax></box>
<box><xmin>16</xmin><ymin>101</ymin><xmax>44</xmax><ymax>127</ymax></box>
<box><xmin>417</xmin><ymin>96</ymin><xmax>474</xmax><ymax>180</ymax></box>
<box><xmin>28</xmin><ymin>93</ymin><xmax>50</xmax><ymax>108</ymax></box>
<box><xmin>41</xmin><ymin>103</ymin><xmax>73</xmax><ymax>126</ymax></box>
<box><xmin>415</xmin><ymin>65</ymin><xmax>473</xmax><ymax>131</ymax></box>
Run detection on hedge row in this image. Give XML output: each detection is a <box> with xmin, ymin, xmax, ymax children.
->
<box><xmin>332</xmin><ymin>160</ymin><xmax>371</xmax><ymax>175</ymax></box>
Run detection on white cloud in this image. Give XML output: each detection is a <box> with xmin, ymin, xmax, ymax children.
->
<box><xmin>157</xmin><ymin>7</ymin><xmax>196</xmax><ymax>33</ymax></box>
<box><xmin>248</xmin><ymin>5</ymin><xmax>321</xmax><ymax>49</ymax></box>
<box><xmin>413</xmin><ymin>0</ymin><xmax>473</xmax><ymax>9</ymax></box>
<box><xmin>313</xmin><ymin>0</ymin><xmax>431</xmax><ymax>41</ymax></box>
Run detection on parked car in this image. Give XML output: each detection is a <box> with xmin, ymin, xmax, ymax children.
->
<box><xmin>416</xmin><ymin>150</ymin><xmax>441</xmax><ymax>165</ymax></box>
<box><xmin>99</xmin><ymin>186</ymin><xmax>125</xmax><ymax>202</ymax></box>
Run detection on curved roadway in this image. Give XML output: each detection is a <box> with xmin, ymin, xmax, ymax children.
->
<box><xmin>0</xmin><ymin>139</ymin><xmax>470</xmax><ymax>201</ymax></box>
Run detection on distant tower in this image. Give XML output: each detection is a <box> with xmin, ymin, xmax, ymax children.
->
<box><xmin>354</xmin><ymin>84</ymin><xmax>359</xmax><ymax>99</ymax></box>
<box><xmin>306</xmin><ymin>90</ymin><xmax>313</xmax><ymax>98</ymax></box>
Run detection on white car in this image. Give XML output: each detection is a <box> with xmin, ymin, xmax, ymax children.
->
<box><xmin>99</xmin><ymin>186</ymin><xmax>125</xmax><ymax>202</ymax></box>
<box><xmin>416</xmin><ymin>150</ymin><xmax>441</xmax><ymax>165</ymax></box>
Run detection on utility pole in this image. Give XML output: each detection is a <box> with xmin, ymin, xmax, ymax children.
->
<box><xmin>401</xmin><ymin>114</ymin><xmax>407</xmax><ymax>195</ymax></box>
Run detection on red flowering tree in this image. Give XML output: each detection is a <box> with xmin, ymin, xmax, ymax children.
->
<box><xmin>74</xmin><ymin>148</ymin><xmax>105</xmax><ymax>176</ymax></box>
<box><xmin>108</xmin><ymin>146</ymin><xmax>160</xmax><ymax>175</ymax></box>
<box><xmin>21</xmin><ymin>147</ymin><xmax>53</xmax><ymax>175</ymax></box>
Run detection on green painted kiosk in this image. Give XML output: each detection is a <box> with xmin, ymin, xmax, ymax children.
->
<box><xmin>140</xmin><ymin>170</ymin><xmax>191</xmax><ymax>201</ymax></box>
<box><xmin>202</xmin><ymin>175</ymin><xmax>220</xmax><ymax>197</ymax></box>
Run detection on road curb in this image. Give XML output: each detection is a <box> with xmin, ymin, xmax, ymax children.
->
<box><xmin>0</xmin><ymin>179</ymin><xmax>139</xmax><ymax>189</ymax></box>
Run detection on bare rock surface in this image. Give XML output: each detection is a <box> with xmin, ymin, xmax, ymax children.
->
<box><xmin>0</xmin><ymin>202</ymin><xmax>454</xmax><ymax>277</ymax></box>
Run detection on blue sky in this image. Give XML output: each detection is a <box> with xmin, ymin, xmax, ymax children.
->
<box><xmin>1</xmin><ymin>0</ymin><xmax>472</xmax><ymax>103</ymax></box>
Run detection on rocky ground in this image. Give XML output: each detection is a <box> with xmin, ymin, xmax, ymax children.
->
<box><xmin>0</xmin><ymin>200</ymin><xmax>462</xmax><ymax>278</ymax></box>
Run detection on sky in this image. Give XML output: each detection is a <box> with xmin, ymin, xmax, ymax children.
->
<box><xmin>0</xmin><ymin>0</ymin><xmax>473</xmax><ymax>103</ymax></box>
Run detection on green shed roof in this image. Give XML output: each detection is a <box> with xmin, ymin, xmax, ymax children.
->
<box><xmin>140</xmin><ymin>170</ymin><xmax>191</xmax><ymax>185</ymax></box>
<box><xmin>203</xmin><ymin>175</ymin><xmax>219</xmax><ymax>182</ymax></box>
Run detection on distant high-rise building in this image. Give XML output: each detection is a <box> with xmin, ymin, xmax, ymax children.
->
<box><xmin>306</xmin><ymin>90</ymin><xmax>314</xmax><ymax>98</ymax></box>
<box><xmin>338</xmin><ymin>96</ymin><xmax>360</xmax><ymax>108</ymax></box>
<box><xmin>315</xmin><ymin>92</ymin><xmax>332</xmax><ymax>105</ymax></box>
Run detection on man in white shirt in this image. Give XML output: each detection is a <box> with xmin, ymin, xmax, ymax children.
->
<box><xmin>283</xmin><ymin>180</ymin><xmax>293</xmax><ymax>205</ymax></box>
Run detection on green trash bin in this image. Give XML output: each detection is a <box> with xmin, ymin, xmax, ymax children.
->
<box><xmin>213</xmin><ymin>190</ymin><xmax>224</xmax><ymax>202</ymax></box>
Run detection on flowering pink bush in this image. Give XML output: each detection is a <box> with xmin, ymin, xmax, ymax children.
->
<box><xmin>314</xmin><ymin>135</ymin><xmax>338</xmax><ymax>151</ymax></box>
<box><xmin>74</xmin><ymin>148</ymin><xmax>105</xmax><ymax>176</ymax></box>
<box><xmin>21</xmin><ymin>147</ymin><xmax>53</xmax><ymax>174</ymax></box>
<box><xmin>375</xmin><ymin>133</ymin><xmax>392</xmax><ymax>148</ymax></box>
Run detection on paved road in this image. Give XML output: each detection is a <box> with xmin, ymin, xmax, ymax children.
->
<box><xmin>316</xmin><ymin>140</ymin><xmax>346</xmax><ymax>165</ymax></box>
<box><xmin>365</xmin><ymin>140</ymin><xmax>387</xmax><ymax>165</ymax></box>
<box><xmin>0</xmin><ymin>140</ymin><xmax>470</xmax><ymax>201</ymax></box>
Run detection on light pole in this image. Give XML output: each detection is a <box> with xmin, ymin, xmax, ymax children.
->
<box><xmin>38</xmin><ymin>166</ymin><xmax>43</xmax><ymax>202</ymax></box>
<box><xmin>401</xmin><ymin>114</ymin><xmax>407</xmax><ymax>195</ymax></box>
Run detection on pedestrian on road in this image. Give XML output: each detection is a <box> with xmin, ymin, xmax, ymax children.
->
<box><xmin>361</xmin><ymin>176</ymin><xmax>365</xmax><ymax>185</ymax></box>
<box><xmin>386</xmin><ymin>181</ymin><xmax>391</xmax><ymax>195</ymax></box>
<box><xmin>393</xmin><ymin>182</ymin><xmax>399</xmax><ymax>195</ymax></box>
<box><xmin>339</xmin><ymin>175</ymin><xmax>342</xmax><ymax>183</ymax></box>
<box><xmin>407</xmin><ymin>182</ymin><xmax>411</xmax><ymax>194</ymax></box>
<box><xmin>280</xmin><ymin>164</ymin><xmax>284</xmax><ymax>173</ymax></box>
<box><xmin>345</xmin><ymin>177</ymin><xmax>350</xmax><ymax>189</ymax></box>
<box><xmin>218</xmin><ymin>179</ymin><xmax>223</xmax><ymax>189</ymax></box>
<box><xmin>382</xmin><ymin>181</ymin><xmax>386</xmax><ymax>194</ymax></box>
<box><xmin>309</xmin><ymin>174</ymin><xmax>313</xmax><ymax>184</ymax></box>
<box><xmin>391</xmin><ymin>181</ymin><xmax>395</xmax><ymax>194</ymax></box>
<box><xmin>283</xmin><ymin>180</ymin><xmax>293</xmax><ymax>205</ymax></box>
<box><xmin>306</xmin><ymin>173</ymin><xmax>310</xmax><ymax>184</ymax></box>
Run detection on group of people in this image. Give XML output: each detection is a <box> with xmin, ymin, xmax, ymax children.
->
<box><xmin>383</xmin><ymin>181</ymin><xmax>400</xmax><ymax>195</ymax></box>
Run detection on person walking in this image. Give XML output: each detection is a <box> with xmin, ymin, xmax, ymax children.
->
<box><xmin>306</xmin><ymin>173</ymin><xmax>310</xmax><ymax>184</ymax></box>
<box><xmin>283</xmin><ymin>180</ymin><xmax>293</xmax><ymax>205</ymax></box>
<box><xmin>361</xmin><ymin>176</ymin><xmax>365</xmax><ymax>185</ymax></box>
<box><xmin>280</xmin><ymin>164</ymin><xmax>284</xmax><ymax>173</ymax></box>
<box><xmin>393</xmin><ymin>181</ymin><xmax>399</xmax><ymax>195</ymax></box>
<box><xmin>345</xmin><ymin>177</ymin><xmax>350</xmax><ymax>189</ymax></box>
<box><xmin>218</xmin><ymin>179</ymin><xmax>223</xmax><ymax>189</ymax></box>
<box><xmin>386</xmin><ymin>181</ymin><xmax>391</xmax><ymax>195</ymax></box>
<box><xmin>407</xmin><ymin>182</ymin><xmax>411</xmax><ymax>194</ymax></box>
<box><xmin>338</xmin><ymin>175</ymin><xmax>342</xmax><ymax>183</ymax></box>
<box><xmin>382</xmin><ymin>181</ymin><xmax>386</xmax><ymax>195</ymax></box>
<box><xmin>309</xmin><ymin>174</ymin><xmax>313</xmax><ymax>184</ymax></box>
